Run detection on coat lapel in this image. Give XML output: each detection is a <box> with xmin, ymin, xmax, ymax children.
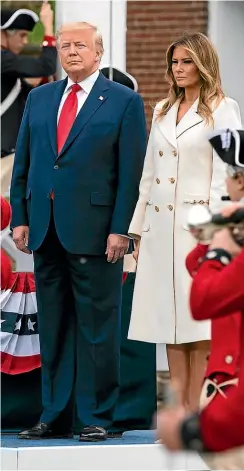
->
<box><xmin>47</xmin><ymin>78</ymin><xmax>67</xmax><ymax>157</ymax></box>
<box><xmin>57</xmin><ymin>73</ymin><xmax>109</xmax><ymax>159</ymax></box>
<box><xmin>156</xmin><ymin>100</ymin><xmax>179</xmax><ymax>148</ymax></box>
<box><xmin>176</xmin><ymin>98</ymin><xmax>203</xmax><ymax>139</ymax></box>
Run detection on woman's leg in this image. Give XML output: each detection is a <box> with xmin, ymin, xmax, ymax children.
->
<box><xmin>166</xmin><ymin>344</ymin><xmax>190</xmax><ymax>409</ymax></box>
<box><xmin>188</xmin><ymin>340</ymin><xmax>210</xmax><ymax>411</ymax></box>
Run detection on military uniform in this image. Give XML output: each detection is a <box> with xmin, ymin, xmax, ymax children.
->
<box><xmin>180</xmin><ymin>129</ymin><xmax>244</xmax><ymax>454</ymax></box>
<box><xmin>186</xmin><ymin>243</ymin><xmax>241</xmax><ymax>411</ymax></box>
<box><xmin>1</xmin><ymin>8</ymin><xmax>56</xmax><ymax>193</ymax></box>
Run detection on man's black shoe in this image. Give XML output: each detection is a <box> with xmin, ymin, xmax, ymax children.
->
<box><xmin>79</xmin><ymin>425</ymin><xmax>107</xmax><ymax>442</ymax></box>
<box><xmin>107</xmin><ymin>431</ymin><xmax>123</xmax><ymax>438</ymax></box>
<box><xmin>18</xmin><ymin>421</ymin><xmax>73</xmax><ymax>439</ymax></box>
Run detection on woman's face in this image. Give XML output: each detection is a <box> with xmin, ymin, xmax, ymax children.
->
<box><xmin>172</xmin><ymin>46</ymin><xmax>201</xmax><ymax>89</ymax></box>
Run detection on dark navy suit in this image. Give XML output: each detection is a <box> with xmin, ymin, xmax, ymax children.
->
<box><xmin>10</xmin><ymin>72</ymin><xmax>147</xmax><ymax>429</ymax></box>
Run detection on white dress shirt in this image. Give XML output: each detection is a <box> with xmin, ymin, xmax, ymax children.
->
<box><xmin>57</xmin><ymin>69</ymin><xmax>100</xmax><ymax>122</ymax></box>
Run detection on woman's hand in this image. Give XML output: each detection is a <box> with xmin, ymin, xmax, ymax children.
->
<box><xmin>133</xmin><ymin>239</ymin><xmax>141</xmax><ymax>262</ymax></box>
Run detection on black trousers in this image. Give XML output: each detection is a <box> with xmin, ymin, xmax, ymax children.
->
<box><xmin>33</xmin><ymin>214</ymin><xmax>123</xmax><ymax>429</ymax></box>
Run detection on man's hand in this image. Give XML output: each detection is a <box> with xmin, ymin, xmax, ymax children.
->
<box><xmin>12</xmin><ymin>226</ymin><xmax>32</xmax><ymax>254</ymax></box>
<box><xmin>209</xmin><ymin>227</ymin><xmax>242</xmax><ymax>257</ymax></box>
<box><xmin>157</xmin><ymin>406</ymin><xmax>186</xmax><ymax>451</ymax></box>
<box><xmin>40</xmin><ymin>1</ymin><xmax>54</xmax><ymax>37</ymax></box>
<box><xmin>106</xmin><ymin>234</ymin><xmax>129</xmax><ymax>263</ymax></box>
<box><xmin>133</xmin><ymin>239</ymin><xmax>140</xmax><ymax>262</ymax></box>
<box><xmin>221</xmin><ymin>202</ymin><xmax>244</xmax><ymax>218</ymax></box>
<box><xmin>24</xmin><ymin>77</ymin><xmax>43</xmax><ymax>87</ymax></box>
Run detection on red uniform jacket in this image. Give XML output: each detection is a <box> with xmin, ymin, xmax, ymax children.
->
<box><xmin>189</xmin><ymin>247</ymin><xmax>244</xmax><ymax>451</ymax></box>
<box><xmin>186</xmin><ymin>244</ymin><xmax>241</xmax><ymax>379</ymax></box>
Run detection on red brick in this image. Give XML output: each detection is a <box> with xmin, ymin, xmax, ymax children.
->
<box><xmin>126</xmin><ymin>0</ymin><xmax>208</xmax><ymax>129</ymax></box>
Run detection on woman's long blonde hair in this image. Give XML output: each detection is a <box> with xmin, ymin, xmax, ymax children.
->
<box><xmin>158</xmin><ymin>33</ymin><xmax>224</xmax><ymax>124</ymax></box>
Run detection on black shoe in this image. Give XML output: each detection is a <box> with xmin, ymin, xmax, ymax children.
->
<box><xmin>79</xmin><ymin>425</ymin><xmax>107</xmax><ymax>442</ymax></box>
<box><xmin>107</xmin><ymin>431</ymin><xmax>123</xmax><ymax>438</ymax></box>
<box><xmin>18</xmin><ymin>421</ymin><xmax>73</xmax><ymax>440</ymax></box>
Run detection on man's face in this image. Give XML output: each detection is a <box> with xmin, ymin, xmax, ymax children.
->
<box><xmin>58</xmin><ymin>28</ymin><xmax>100</xmax><ymax>80</ymax></box>
<box><xmin>226</xmin><ymin>172</ymin><xmax>244</xmax><ymax>201</ymax></box>
<box><xmin>6</xmin><ymin>30</ymin><xmax>29</xmax><ymax>54</ymax></box>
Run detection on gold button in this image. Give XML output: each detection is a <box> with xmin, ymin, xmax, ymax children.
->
<box><xmin>155</xmin><ymin>206</ymin><xmax>160</xmax><ymax>212</ymax></box>
<box><xmin>156</xmin><ymin>178</ymin><xmax>160</xmax><ymax>184</ymax></box>
<box><xmin>167</xmin><ymin>205</ymin><xmax>173</xmax><ymax>211</ymax></box>
<box><xmin>169</xmin><ymin>177</ymin><xmax>175</xmax><ymax>184</ymax></box>
<box><xmin>159</xmin><ymin>150</ymin><xmax>164</xmax><ymax>157</ymax></box>
<box><xmin>172</xmin><ymin>150</ymin><xmax>177</xmax><ymax>157</ymax></box>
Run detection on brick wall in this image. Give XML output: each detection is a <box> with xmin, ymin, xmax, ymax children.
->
<box><xmin>126</xmin><ymin>0</ymin><xmax>208</xmax><ymax>128</ymax></box>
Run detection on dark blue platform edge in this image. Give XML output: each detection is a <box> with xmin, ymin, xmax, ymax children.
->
<box><xmin>1</xmin><ymin>430</ymin><xmax>156</xmax><ymax>448</ymax></box>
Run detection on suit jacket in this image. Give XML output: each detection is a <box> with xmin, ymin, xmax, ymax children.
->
<box><xmin>189</xmin><ymin>248</ymin><xmax>244</xmax><ymax>451</ymax></box>
<box><xmin>10</xmin><ymin>72</ymin><xmax>147</xmax><ymax>254</ymax></box>
<box><xmin>186</xmin><ymin>244</ymin><xmax>241</xmax><ymax>379</ymax></box>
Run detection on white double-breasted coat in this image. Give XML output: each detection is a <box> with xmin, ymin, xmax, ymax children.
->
<box><xmin>128</xmin><ymin>97</ymin><xmax>242</xmax><ymax>344</ymax></box>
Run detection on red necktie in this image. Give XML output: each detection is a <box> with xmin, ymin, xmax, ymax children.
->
<box><xmin>50</xmin><ymin>84</ymin><xmax>81</xmax><ymax>199</ymax></box>
<box><xmin>57</xmin><ymin>83</ymin><xmax>81</xmax><ymax>154</ymax></box>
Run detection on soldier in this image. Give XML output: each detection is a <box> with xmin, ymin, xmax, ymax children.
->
<box><xmin>1</xmin><ymin>2</ymin><xmax>57</xmax><ymax>194</ymax></box>
<box><xmin>157</xmin><ymin>129</ymin><xmax>244</xmax><ymax>456</ymax></box>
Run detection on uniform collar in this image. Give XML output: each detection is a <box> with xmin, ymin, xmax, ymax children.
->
<box><xmin>64</xmin><ymin>69</ymin><xmax>100</xmax><ymax>95</ymax></box>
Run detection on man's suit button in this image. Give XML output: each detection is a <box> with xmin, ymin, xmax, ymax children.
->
<box><xmin>225</xmin><ymin>355</ymin><xmax>233</xmax><ymax>364</ymax></box>
<box><xmin>54</xmin><ymin>165</ymin><xmax>59</xmax><ymax>169</ymax></box>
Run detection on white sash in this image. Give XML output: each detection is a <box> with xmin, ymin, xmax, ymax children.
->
<box><xmin>1</xmin><ymin>79</ymin><xmax>22</xmax><ymax>117</ymax></box>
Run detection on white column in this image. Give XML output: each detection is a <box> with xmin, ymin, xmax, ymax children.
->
<box><xmin>208</xmin><ymin>0</ymin><xmax>244</xmax><ymax>120</ymax></box>
<box><xmin>55</xmin><ymin>0</ymin><xmax>127</xmax><ymax>78</ymax></box>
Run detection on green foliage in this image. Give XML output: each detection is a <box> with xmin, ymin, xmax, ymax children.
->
<box><xmin>1</xmin><ymin>1</ymin><xmax>55</xmax><ymax>44</ymax></box>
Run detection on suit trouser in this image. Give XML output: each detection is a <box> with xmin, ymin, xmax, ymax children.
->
<box><xmin>33</xmin><ymin>213</ymin><xmax>123</xmax><ymax>429</ymax></box>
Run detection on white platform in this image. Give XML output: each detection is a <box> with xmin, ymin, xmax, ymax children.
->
<box><xmin>1</xmin><ymin>443</ymin><xmax>209</xmax><ymax>471</ymax></box>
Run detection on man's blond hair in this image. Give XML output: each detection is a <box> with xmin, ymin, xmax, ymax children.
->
<box><xmin>56</xmin><ymin>22</ymin><xmax>104</xmax><ymax>57</ymax></box>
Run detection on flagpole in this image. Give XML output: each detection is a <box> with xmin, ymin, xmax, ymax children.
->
<box><xmin>109</xmin><ymin>0</ymin><xmax>113</xmax><ymax>81</ymax></box>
